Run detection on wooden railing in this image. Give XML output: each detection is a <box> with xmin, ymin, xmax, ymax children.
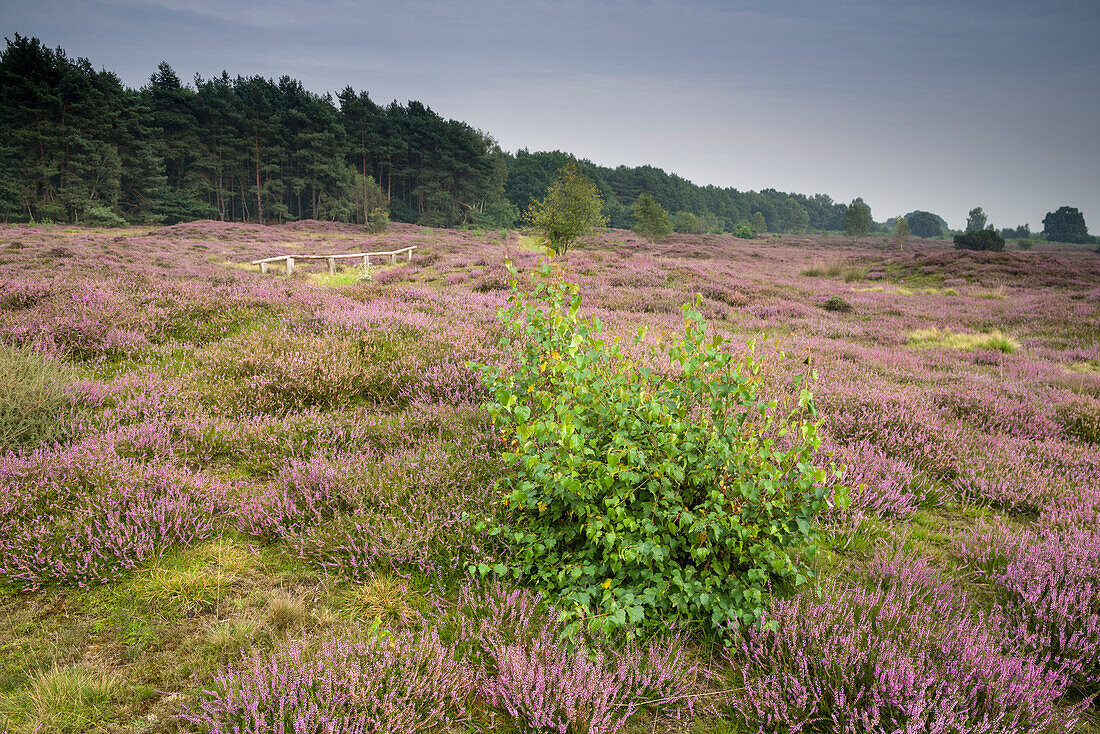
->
<box><xmin>250</xmin><ymin>246</ymin><xmax>417</xmax><ymax>275</ymax></box>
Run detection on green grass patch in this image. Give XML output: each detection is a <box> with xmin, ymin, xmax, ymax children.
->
<box><xmin>307</xmin><ymin>267</ymin><xmax>372</xmax><ymax>287</ymax></box>
<box><xmin>516</xmin><ymin>234</ymin><xmax>552</xmax><ymax>253</ymax></box>
<box><xmin>82</xmin><ymin>539</ymin><xmax>257</xmax><ymax>648</ymax></box>
<box><xmin>906</xmin><ymin>328</ymin><xmax>1020</xmax><ymax>353</ymax></box>
<box><xmin>1066</xmin><ymin>360</ymin><xmax>1100</xmax><ymax>375</ymax></box>
<box><xmin>0</xmin><ymin>665</ymin><xmax>120</xmax><ymax>734</ymax></box>
<box><xmin>0</xmin><ymin>346</ymin><xmax>79</xmax><ymax>453</ymax></box>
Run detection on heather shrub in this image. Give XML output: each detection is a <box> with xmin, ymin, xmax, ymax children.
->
<box><xmin>725</xmin><ymin>548</ymin><xmax>1084</xmax><ymax>733</ymax></box>
<box><xmin>191</xmin><ymin>330</ymin><xmax>436</xmax><ymax>414</ymax></box>
<box><xmin>181</xmin><ymin>631</ymin><xmax>474</xmax><ymax>733</ymax></box>
<box><xmin>956</xmin><ymin>522</ymin><xmax>1100</xmax><ymax>691</ymax></box>
<box><xmin>0</xmin><ymin>346</ymin><xmax>78</xmax><ymax>452</ymax></box>
<box><xmin>0</xmin><ymin>448</ymin><xmax>218</xmax><ymax>588</ymax></box>
<box><xmin>822</xmin><ymin>441</ymin><xmax>937</xmax><ymax>521</ymax></box>
<box><xmin>234</xmin><ymin>456</ymin><xmax>356</xmax><ymax>539</ymax></box>
<box><xmin>444</xmin><ymin>581</ymin><xmax>708</xmax><ymax>733</ymax></box>
<box><xmin>0</xmin><ymin>278</ymin><xmax>50</xmax><ymax>309</ymax></box>
<box><xmin>1055</xmin><ymin>397</ymin><xmax>1100</xmax><ymax>444</ymax></box>
<box><xmin>284</xmin><ymin>444</ymin><xmax>501</xmax><ymax>583</ymax></box>
<box><xmin>472</xmin><ymin>266</ymin><xmax>841</xmax><ymax>632</ymax></box>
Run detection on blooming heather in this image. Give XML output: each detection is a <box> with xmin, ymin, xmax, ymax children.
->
<box><xmin>181</xmin><ymin>631</ymin><xmax>474</xmax><ymax>732</ymax></box>
<box><xmin>725</xmin><ymin>549</ymin><xmax>1085</xmax><ymax>733</ymax></box>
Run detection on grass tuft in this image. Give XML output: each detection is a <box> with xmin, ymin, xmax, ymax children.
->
<box><xmin>0</xmin><ymin>665</ymin><xmax>119</xmax><ymax>734</ymax></box>
<box><xmin>906</xmin><ymin>328</ymin><xmax>1020</xmax><ymax>353</ymax></box>
<box><xmin>346</xmin><ymin>574</ymin><xmax>413</xmax><ymax>626</ymax></box>
<box><xmin>0</xmin><ymin>346</ymin><xmax>77</xmax><ymax>452</ymax></box>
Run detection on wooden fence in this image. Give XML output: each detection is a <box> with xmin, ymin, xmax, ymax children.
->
<box><xmin>250</xmin><ymin>246</ymin><xmax>417</xmax><ymax>275</ymax></box>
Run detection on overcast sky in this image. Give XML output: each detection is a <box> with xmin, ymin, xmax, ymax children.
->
<box><xmin>3</xmin><ymin>0</ymin><xmax>1098</xmax><ymax>230</ymax></box>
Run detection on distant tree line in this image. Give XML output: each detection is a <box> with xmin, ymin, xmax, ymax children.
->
<box><xmin>0</xmin><ymin>35</ymin><xmax>870</xmax><ymax>233</ymax></box>
<box><xmin>0</xmin><ymin>35</ymin><xmax>505</xmax><ymax>227</ymax></box>
<box><xmin>1</xmin><ymin>35</ymin><xmax>1091</xmax><ymax>244</ymax></box>
<box><xmin>503</xmin><ymin>149</ymin><xmax>851</xmax><ymax>235</ymax></box>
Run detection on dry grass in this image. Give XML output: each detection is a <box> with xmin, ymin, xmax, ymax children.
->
<box><xmin>346</xmin><ymin>574</ymin><xmax>414</xmax><ymax>626</ymax></box>
<box><xmin>265</xmin><ymin>591</ymin><xmax>309</xmax><ymax>631</ymax></box>
<box><xmin>0</xmin><ymin>665</ymin><xmax>119</xmax><ymax>734</ymax></box>
<box><xmin>906</xmin><ymin>328</ymin><xmax>1020</xmax><ymax>353</ymax></box>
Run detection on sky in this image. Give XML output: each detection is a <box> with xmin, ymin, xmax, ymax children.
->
<box><xmin>2</xmin><ymin>0</ymin><xmax>1098</xmax><ymax>230</ymax></box>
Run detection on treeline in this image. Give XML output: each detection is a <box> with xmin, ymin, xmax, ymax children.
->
<box><xmin>0</xmin><ymin>34</ymin><xmax>860</xmax><ymax>233</ymax></box>
<box><xmin>504</xmin><ymin>150</ymin><xmax>850</xmax><ymax>234</ymax></box>
<box><xmin>0</xmin><ymin>35</ymin><xmax>504</xmax><ymax>227</ymax></box>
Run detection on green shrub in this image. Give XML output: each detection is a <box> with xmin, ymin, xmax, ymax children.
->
<box><xmin>0</xmin><ymin>346</ymin><xmax>77</xmax><ymax>452</ymax></box>
<box><xmin>365</xmin><ymin>207</ymin><xmax>390</xmax><ymax>233</ymax></box>
<box><xmin>82</xmin><ymin>205</ymin><xmax>128</xmax><ymax>228</ymax></box>
<box><xmin>1016</xmin><ymin>238</ymin><xmax>1034</xmax><ymax>251</ymax></box>
<box><xmin>734</xmin><ymin>223</ymin><xmax>755</xmax><ymax>239</ymax></box>
<box><xmin>953</xmin><ymin>230</ymin><xmax>1005</xmax><ymax>252</ymax></box>
<box><xmin>822</xmin><ymin>296</ymin><xmax>852</xmax><ymax>313</ymax></box>
<box><xmin>471</xmin><ymin>265</ymin><xmax>841</xmax><ymax>632</ymax></box>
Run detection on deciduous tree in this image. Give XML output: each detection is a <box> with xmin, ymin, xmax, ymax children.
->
<box><xmin>523</xmin><ymin>162</ymin><xmax>606</xmax><ymax>255</ymax></box>
<box><xmin>632</xmin><ymin>193</ymin><xmax>673</xmax><ymax>240</ymax></box>
<box><xmin>842</xmin><ymin>198</ymin><xmax>871</xmax><ymax>237</ymax></box>
<box><xmin>966</xmin><ymin>207</ymin><xmax>988</xmax><ymax>233</ymax></box>
<box><xmin>1042</xmin><ymin>206</ymin><xmax>1090</xmax><ymax>243</ymax></box>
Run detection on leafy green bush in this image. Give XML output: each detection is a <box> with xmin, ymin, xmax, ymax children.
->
<box><xmin>0</xmin><ymin>346</ymin><xmax>77</xmax><ymax>452</ymax></box>
<box><xmin>1016</xmin><ymin>238</ymin><xmax>1034</xmax><ymax>251</ymax></box>
<box><xmin>365</xmin><ymin>207</ymin><xmax>389</xmax><ymax>233</ymax></box>
<box><xmin>953</xmin><ymin>230</ymin><xmax>1005</xmax><ymax>252</ymax></box>
<box><xmin>82</xmin><ymin>205</ymin><xmax>128</xmax><ymax>228</ymax></box>
<box><xmin>822</xmin><ymin>296</ymin><xmax>852</xmax><ymax>313</ymax></box>
<box><xmin>734</xmin><ymin>223</ymin><xmax>755</xmax><ymax>239</ymax></box>
<box><xmin>472</xmin><ymin>266</ymin><xmax>840</xmax><ymax>632</ymax></box>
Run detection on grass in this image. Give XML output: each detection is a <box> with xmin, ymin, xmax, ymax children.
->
<box><xmin>855</xmin><ymin>285</ymin><xmax>960</xmax><ymax>296</ymax></box>
<box><xmin>307</xmin><ymin>266</ymin><xmax>374</xmax><ymax>287</ymax></box>
<box><xmin>516</xmin><ymin>233</ymin><xmax>553</xmax><ymax>253</ymax></box>
<box><xmin>906</xmin><ymin>327</ymin><xmax>1021</xmax><ymax>353</ymax></box>
<box><xmin>1067</xmin><ymin>360</ymin><xmax>1100</xmax><ymax>375</ymax></box>
<box><xmin>0</xmin><ymin>346</ymin><xmax>77</xmax><ymax>452</ymax></box>
<box><xmin>800</xmin><ymin>256</ymin><xmax>867</xmax><ymax>281</ymax></box>
<box><xmin>0</xmin><ymin>665</ymin><xmax>120</xmax><ymax>734</ymax></box>
<box><xmin>344</xmin><ymin>574</ymin><xmax>415</xmax><ymax>626</ymax></box>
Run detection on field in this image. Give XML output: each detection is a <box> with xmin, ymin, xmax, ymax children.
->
<box><xmin>1</xmin><ymin>220</ymin><xmax>1099</xmax><ymax>733</ymax></box>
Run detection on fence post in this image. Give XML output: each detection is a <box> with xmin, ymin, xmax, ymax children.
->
<box><xmin>328</xmin><ymin>257</ymin><xmax>336</xmax><ymax>276</ymax></box>
<box><xmin>286</xmin><ymin>257</ymin><xmax>294</xmax><ymax>276</ymax></box>
<box><xmin>260</xmin><ymin>262</ymin><xmax>268</xmax><ymax>274</ymax></box>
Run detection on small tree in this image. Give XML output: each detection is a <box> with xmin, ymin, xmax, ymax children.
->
<box><xmin>893</xmin><ymin>216</ymin><xmax>910</xmax><ymax>251</ymax></box>
<box><xmin>1042</xmin><ymin>206</ymin><xmax>1090</xmax><ymax>243</ymax></box>
<box><xmin>673</xmin><ymin>210</ymin><xmax>704</xmax><ymax>234</ymax></box>
<box><xmin>632</xmin><ymin>194</ymin><xmax>673</xmax><ymax>240</ymax></box>
<box><xmin>751</xmin><ymin>211</ymin><xmax>766</xmax><ymax>234</ymax></box>
<box><xmin>905</xmin><ymin>210</ymin><xmax>946</xmax><ymax>238</ymax></box>
<box><xmin>523</xmin><ymin>162</ymin><xmax>606</xmax><ymax>255</ymax></box>
<box><xmin>966</xmin><ymin>207</ymin><xmax>988</xmax><ymax>233</ymax></box>
<box><xmin>842</xmin><ymin>198</ymin><xmax>872</xmax><ymax>237</ymax></box>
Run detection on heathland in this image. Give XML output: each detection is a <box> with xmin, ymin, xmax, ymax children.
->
<box><xmin>1</xmin><ymin>221</ymin><xmax>1098</xmax><ymax>733</ymax></box>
